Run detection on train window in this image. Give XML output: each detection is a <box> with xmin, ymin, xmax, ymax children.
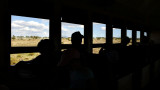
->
<box><xmin>127</xmin><ymin>30</ymin><xmax>132</xmax><ymax>46</ymax></box>
<box><xmin>137</xmin><ymin>31</ymin><xmax>140</xmax><ymax>42</ymax></box>
<box><xmin>144</xmin><ymin>32</ymin><xmax>147</xmax><ymax>36</ymax></box>
<box><xmin>11</xmin><ymin>15</ymin><xmax>49</xmax><ymax>47</ymax></box>
<box><xmin>10</xmin><ymin>52</ymin><xmax>40</xmax><ymax>66</ymax></box>
<box><xmin>113</xmin><ymin>28</ymin><xmax>121</xmax><ymax>44</ymax></box>
<box><xmin>93</xmin><ymin>47</ymin><xmax>101</xmax><ymax>54</ymax></box>
<box><xmin>92</xmin><ymin>22</ymin><xmax>106</xmax><ymax>54</ymax></box>
<box><xmin>61</xmin><ymin>22</ymin><xmax>84</xmax><ymax>44</ymax></box>
<box><xmin>61</xmin><ymin>49</ymin><xmax>67</xmax><ymax>52</ymax></box>
<box><xmin>93</xmin><ymin>22</ymin><xmax>106</xmax><ymax>44</ymax></box>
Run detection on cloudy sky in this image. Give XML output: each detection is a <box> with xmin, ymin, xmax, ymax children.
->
<box><xmin>11</xmin><ymin>15</ymin><xmax>49</xmax><ymax>37</ymax></box>
<box><xmin>11</xmin><ymin>15</ymin><xmax>141</xmax><ymax>38</ymax></box>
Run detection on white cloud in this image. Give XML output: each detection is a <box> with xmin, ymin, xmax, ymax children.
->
<box><xmin>62</xmin><ymin>22</ymin><xmax>84</xmax><ymax>29</ymax></box>
<box><xmin>11</xmin><ymin>20</ymin><xmax>49</xmax><ymax>37</ymax></box>
<box><xmin>93</xmin><ymin>22</ymin><xmax>101</xmax><ymax>25</ymax></box>
<box><xmin>79</xmin><ymin>25</ymin><xmax>84</xmax><ymax>28</ymax></box>
<box><xmin>62</xmin><ymin>27</ymin><xmax>69</xmax><ymax>31</ymax></box>
<box><xmin>67</xmin><ymin>25</ymin><xmax>84</xmax><ymax>28</ymax></box>
<box><xmin>101</xmin><ymin>27</ymin><xmax>106</xmax><ymax>30</ymax></box>
<box><xmin>62</xmin><ymin>31</ymin><xmax>72</xmax><ymax>37</ymax></box>
<box><xmin>41</xmin><ymin>19</ymin><xmax>49</xmax><ymax>23</ymax></box>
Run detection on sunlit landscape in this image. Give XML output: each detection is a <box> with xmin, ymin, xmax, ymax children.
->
<box><xmin>10</xmin><ymin>15</ymin><xmax>141</xmax><ymax>65</ymax></box>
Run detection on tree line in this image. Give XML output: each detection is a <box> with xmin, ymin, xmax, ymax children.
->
<box><xmin>11</xmin><ymin>35</ymin><xmax>49</xmax><ymax>40</ymax></box>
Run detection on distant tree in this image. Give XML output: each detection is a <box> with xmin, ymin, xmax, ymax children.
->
<box><xmin>26</xmin><ymin>36</ymin><xmax>30</xmax><ymax>38</ymax></box>
<box><xmin>96</xmin><ymin>37</ymin><xmax>101</xmax><ymax>40</ymax></box>
<box><xmin>43</xmin><ymin>37</ymin><xmax>48</xmax><ymax>39</ymax></box>
<box><xmin>12</xmin><ymin>35</ymin><xmax>16</xmax><ymax>40</ymax></box>
<box><xmin>30</xmin><ymin>36</ymin><xmax>34</xmax><ymax>39</ymax></box>
<box><xmin>34</xmin><ymin>36</ymin><xmax>38</xmax><ymax>39</ymax></box>
<box><xmin>19</xmin><ymin>36</ymin><xmax>24</xmax><ymax>40</ymax></box>
<box><xmin>67</xmin><ymin>37</ymin><xmax>71</xmax><ymax>41</ymax></box>
<box><xmin>16</xmin><ymin>36</ymin><xmax>24</xmax><ymax>40</ymax></box>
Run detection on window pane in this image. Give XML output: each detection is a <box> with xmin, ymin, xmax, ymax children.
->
<box><xmin>11</xmin><ymin>15</ymin><xmax>49</xmax><ymax>47</ymax></box>
<box><xmin>61</xmin><ymin>49</ymin><xmax>67</xmax><ymax>52</ymax></box>
<box><xmin>93</xmin><ymin>22</ymin><xmax>106</xmax><ymax>44</ymax></box>
<box><xmin>61</xmin><ymin>22</ymin><xmax>84</xmax><ymax>44</ymax></box>
<box><xmin>10</xmin><ymin>52</ymin><xmax>40</xmax><ymax>66</ymax></box>
<box><xmin>113</xmin><ymin>28</ymin><xmax>121</xmax><ymax>44</ymax></box>
<box><xmin>127</xmin><ymin>30</ymin><xmax>132</xmax><ymax>46</ymax></box>
<box><xmin>137</xmin><ymin>31</ymin><xmax>140</xmax><ymax>42</ymax></box>
<box><xmin>144</xmin><ymin>32</ymin><xmax>147</xmax><ymax>36</ymax></box>
<box><xmin>92</xmin><ymin>47</ymin><xmax>101</xmax><ymax>54</ymax></box>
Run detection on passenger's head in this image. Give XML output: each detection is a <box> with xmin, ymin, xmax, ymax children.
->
<box><xmin>71</xmin><ymin>31</ymin><xmax>84</xmax><ymax>47</ymax></box>
<box><xmin>121</xmin><ymin>36</ymin><xmax>130</xmax><ymax>46</ymax></box>
<box><xmin>37</xmin><ymin>39</ymin><xmax>52</xmax><ymax>55</ymax></box>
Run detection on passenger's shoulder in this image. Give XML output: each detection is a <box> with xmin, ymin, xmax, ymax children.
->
<box><xmin>83</xmin><ymin>67</ymin><xmax>94</xmax><ymax>78</ymax></box>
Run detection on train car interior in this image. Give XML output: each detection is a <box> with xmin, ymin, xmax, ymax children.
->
<box><xmin>0</xmin><ymin>0</ymin><xmax>160</xmax><ymax>90</ymax></box>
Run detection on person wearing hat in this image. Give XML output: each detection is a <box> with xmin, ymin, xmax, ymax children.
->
<box><xmin>58</xmin><ymin>31</ymin><xmax>85</xmax><ymax>67</ymax></box>
<box><xmin>56</xmin><ymin>31</ymin><xmax>98</xmax><ymax>89</ymax></box>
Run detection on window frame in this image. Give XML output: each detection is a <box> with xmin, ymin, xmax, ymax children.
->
<box><xmin>92</xmin><ymin>22</ymin><xmax>107</xmax><ymax>54</ymax></box>
<box><xmin>10</xmin><ymin>14</ymin><xmax>50</xmax><ymax>66</ymax></box>
<box><xmin>112</xmin><ymin>27</ymin><xmax>122</xmax><ymax>44</ymax></box>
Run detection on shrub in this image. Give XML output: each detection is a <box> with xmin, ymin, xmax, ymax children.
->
<box><xmin>28</xmin><ymin>53</ymin><xmax>35</xmax><ymax>56</ymax></box>
<box><xmin>96</xmin><ymin>37</ymin><xmax>101</xmax><ymax>40</ymax></box>
<box><xmin>17</xmin><ymin>54</ymin><xmax>22</xmax><ymax>58</ymax></box>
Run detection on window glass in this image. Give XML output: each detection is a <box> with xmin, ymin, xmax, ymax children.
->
<box><xmin>61</xmin><ymin>22</ymin><xmax>84</xmax><ymax>44</ymax></box>
<box><xmin>11</xmin><ymin>15</ymin><xmax>49</xmax><ymax>47</ymax></box>
<box><xmin>10</xmin><ymin>52</ymin><xmax>40</xmax><ymax>66</ymax></box>
<box><xmin>93</xmin><ymin>22</ymin><xmax>106</xmax><ymax>44</ymax></box>
<box><xmin>137</xmin><ymin>31</ymin><xmax>140</xmax><ymax>42</ymax></box>
<box><xmin>113</xmin><ymin>28</ymin><xmax>121</xmax><ymax>44</ymax></box>
<box><xmin>127</xmin><ymin>30</ymin><xmax>132</xmax><ymax>46</ymax></box>
<box><xmin>144</xmin><ymin>32</ymin><xmax>147</xmax><ymax>36</ymax></box>
<box><xmin>92</xmin><ymin>47</ymin><xmax>101</xmax><ymax>54</ymax></box>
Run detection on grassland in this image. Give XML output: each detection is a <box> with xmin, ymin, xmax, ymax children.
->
<box><xmin>10</xmin><ymin>53</ymin><xmax>40</xmax><ymax>66</ymax></box>
<box><xmin>11</xmin><ymin>38</ymin><xmax>48</xmax><ymax>47</ymax></box>
<box><xmin>11</xmin><ymin>37</ymin><xmax>140</xmax><ymax>65</ymax></box>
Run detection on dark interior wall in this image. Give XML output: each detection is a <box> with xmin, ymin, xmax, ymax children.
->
<box><xmin>0</xmin><ymin>0</ymin><xmax>6</xmax><ymax>67</ymax></box>
<box><xmin>0</xmin><ymin>0</ymin><xmax>10</xmax><ymax>69</ymax></box>
<box><xmin>150</xmin><ymin>30</ymin><xmax>160</xmax><ymax>44</ymax></box>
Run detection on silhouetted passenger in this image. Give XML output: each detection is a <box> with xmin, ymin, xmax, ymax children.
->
<box><xmin>139</xmin><ymin>36</ymin><xmax>153</xmax><ymax>64</ymax></box>
<box><xmin>141</xmin><ymin>36</ymin><xmax>150</xmax><ymax>46</ymax></box>
<box><xmin>0</xmin><ymin>85</ymin><xmax>9</xmax><ymax>90</ymax></box>
<box><xmin>15</xmin><ymin>39</ymin><xmax>59</xmax><ymax>89</ymax></box>
<box><xmin>56</xmin><ymin>31</ymin><xmax>97</xmax><ymax>89</ymax></box>
<box><xmin>58</xmin><ymin>31</ymin><xmax>87</xmax><ymax>67</ymax></box>
<box><xmin>121</xmin><ymin>36</ymin><xmax>130</xmax><ymax>46</ymax></box>
<box><xmin>99</xmin><ymin>36</ymin><xmax>131</xmax><ymax>77</ymax></box>
<box><xmin>99</xmin><ymin>44</ymin><xmax>119</xmax><ymax>63</ymax></box>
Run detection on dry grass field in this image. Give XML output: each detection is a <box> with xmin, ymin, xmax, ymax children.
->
<box><xmin>11</xmin><ymin>38</ymin><xmax>140</xmax><ymax>65</ymax></box>
<box><xmin>11</xmin><ymin>38</ymin><xmax>47</xmax><ymax>47</ymax></box>
<box><xmin>10</xmin><ymin>53</ymin><xmax>40</xmax><ymax>66</ymax></box>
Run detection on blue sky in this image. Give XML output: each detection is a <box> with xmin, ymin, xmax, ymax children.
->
<box><xmin>93</xmin><ymin>22</ymin><xmax>106</xmax><ymax>37</ymax></box>
<box><xmin>113</xmin><ymin>28</ymin><xmax>121</xmax><ymax>38</ymax></box>
<box><xmin>11</xmin><ymin>15</ymin><xmax>49</xmax><ymax>37</ymax></box>
<box><xmin>127</xmin><ymin>30</ymin><xmax>132</xmax><ymax>38</ymax></box>
<box><xmin>144</xmin><ymin>32</ymin><xmax>147</xmax><ymax>36</ymax></box>
<box><xmin>11</xmin><ymin>15</ymin><xmax>141</xmax><ymax>38</ymax></box>
<box><xmin>61</xmin><ymin>22</ymin><xmax>84</xmax><ymax>37</ymax></box>
<box><xmin>137</xmin><ymin>31</ymin><xmax>140</xmax><ymax>38</ymax></box>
